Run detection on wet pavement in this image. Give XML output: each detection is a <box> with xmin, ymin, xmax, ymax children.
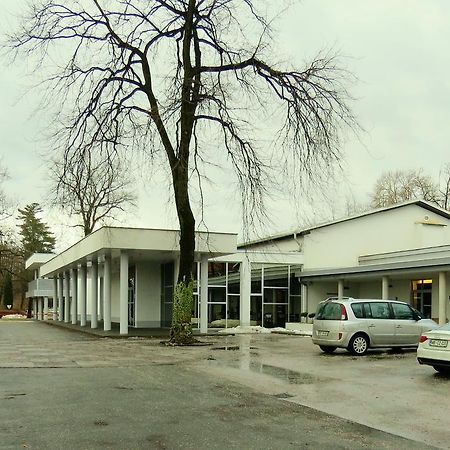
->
<box><xmin>0</xmin><ymin>320</ymin><xmax>445</xmax><ymax>449</ymax></box>
<box><xmin>191</xmin><ymin>334</ymin><xmax>450</xmax><ymax>449</ymax></box>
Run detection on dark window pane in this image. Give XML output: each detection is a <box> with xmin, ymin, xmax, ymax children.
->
<box><xmin>250</xmin><ymin>296</ymin><xmax>262</xmax><ymax>325</ymax></box>
<box><xmin>363</xmin><ymin>303</ymin><xmax>372</xmax><ymax>318</ymax></box>
<box><xmin>264</xmin><ymin>288</ymin><xmax>288</xmax><ymax>304</ymax></box>
<box><xmin>351</xmin><ymin>303</ymin><xmax>364</xmax><ymax>319</ymax></box>
<box><xmin>369</xmin><ymin>302</ymin><xmax>391</xmax><ymax>319</ymax></box>
<box><xmin>316</xmin><ymin>302</ymin><xmax>342</xmax><ymax>320</ymax></box>
<box><xmin>228</xmin><ymin>295</ymin><xmax>240</xmax><ymax>320</ymax></box>
<box><xmin>208</xmin><ymin>262</ymin><xmax>226</xmax><ymax>285</ymax></box>
<box><xmin>208</xmin><ymin>303</ymin><xmax>226</xmax><ymax>324</ymax></box>
<box><xmin>208</xmin><ymin>286</ymin><xmax>226</xmax><ymax>303</ymax></box>
<box><xmin>263</xmin><ymin>304</ymin><xmax>287</xmax><ymax>328</ymax></box>
<box><xmin>392</xmin><ymin>303</ymin><xmax>415</xmax><ymax>320</ymax></box>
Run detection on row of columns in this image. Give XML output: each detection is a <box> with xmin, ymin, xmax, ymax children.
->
<box><xmin>32</xmin><ymin>252</ymin><xmax>129</xmax><ymax>335</ymax></box>
<box><xmin>32</xmin><ymin>297</ymin><xmax>49</xmax><ymax>321</ymax></box>
<box><xmin>324</xmin><ymin>272</ymin><xmax>448</xmax><ymax>324</ymax></box>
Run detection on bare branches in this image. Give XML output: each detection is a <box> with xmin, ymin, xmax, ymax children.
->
<box><xmin>49</xmin><ymin>151</ymin><xmax>136</xmax><ymax>235</ymax></box>
<box><xmin>9</xmin><ymin>0</ymin><xmax>358</xmax><ymax>262</ymax></box>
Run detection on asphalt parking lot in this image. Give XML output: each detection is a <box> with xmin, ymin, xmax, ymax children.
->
<box><xmin>192</xmin><ymin>333</ymin><xmax>450</xmax><ymax>449</ymax></box>
<box><xmin>1</xmin><ymin>321</ymin><xmax>448</xmax><ymax>449</ymax></box>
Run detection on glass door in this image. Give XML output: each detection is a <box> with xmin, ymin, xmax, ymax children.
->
<box><xmin>411</xmin><ymin>279</ymin><xmax>432</xmax><ymax>319</ymax></box>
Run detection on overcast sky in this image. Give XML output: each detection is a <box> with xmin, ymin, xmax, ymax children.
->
<box><xmin>1</xmin><ymin>0</ymin><xmax>449</xmax><ymax>250</ymax></box>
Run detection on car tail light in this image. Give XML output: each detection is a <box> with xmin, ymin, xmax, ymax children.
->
<box><xmin>419</xmin><ymin>335</ymin><xmax>428</xmax><ymax>343</ymax></box>
<box><xmin>340</xmin><ymin>304</ymin><xmax>348</xmax><ymax>321</ymax></box>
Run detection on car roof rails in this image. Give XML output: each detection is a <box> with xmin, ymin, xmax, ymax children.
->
<box><xmin>324</xmin><ymin>296</ymin><xmax>354</xmax><ymax>302</ymax></box>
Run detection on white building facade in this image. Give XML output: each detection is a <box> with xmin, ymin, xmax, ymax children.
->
<box><xmin>26</xmin><ymin>200</ymin><xmax>450</xmax><ymax>333</ymax></box>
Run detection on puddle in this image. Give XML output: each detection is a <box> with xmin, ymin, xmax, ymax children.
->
<box><xmin>273</xmin><ymin>392</ymin><xmax>295</xmax><ymax>399</ymax></box>
<box><xmin>249</xmin><ymin>363</ymin><xmax>318</xmax><ymax>385</ymax></box>
<box><xmin>211</xmin><ymin>346</ymin><xmax>258</xmax><ymax>351</ymax></box>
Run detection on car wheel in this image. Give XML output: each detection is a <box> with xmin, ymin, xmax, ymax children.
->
<box><xmin>348</xmin><ymin>334</ymin><xmax>369</xmax><ymax>355</ymax></box>
<box><xmin>319</xmin><ymin>345</ymin><xmax>337</xmax><ymax>354</ymax></box>
<box><xmin>433</xmin><ymin>366</ymin><xmax>450</xmax><ymax>375</ymax></box>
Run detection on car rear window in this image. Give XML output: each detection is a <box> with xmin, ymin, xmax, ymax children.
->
<box><xmin>316</xmin><ymin>302</ymin><xmax>342</xmax><ymax>320</ymax></box>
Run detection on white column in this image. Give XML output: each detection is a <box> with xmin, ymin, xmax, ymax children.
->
<box><xmin>439</xmin><ymin>271</ymin><xmax>447</xmax><ymax>325</ymax></box>
<box><xmin>301</xmin><ymin>283</ymin><xmax>308</xmax><ymax>315</ymax></box>
<box><xmin>32</xmin><ymin>299</ymin><xmax>37</xmax><ymax>320</ymax></box>
<box><xmin>90</xmin><ymin>260</ymin><xmax>98</xmax><ymax>329</ymax></box>
<box><xmin>200</xmin><ymin>256</ymin><xmax>209</xmax><ymax>333</ymax></box>
<box><xmin>38</xmin><ymin>298</ymin><xmax>43</xmax><ymax>321</ymax></box>
<box><xmin>70</xmin><ymin>268</ymin><xmax>78</xmax><ymax>325</ymax></box>
<box><xmin>58</xmin><ymin>275</ymin><xmax>64</xmax><ymax>321</ymax></box>
<box><xmin>64</xmin><ymin>271</ymin><xmax>70</xmax><ymax>323</ymax></box>
<box><xmin>98</xmin><ymin>276</ymin><xmax>103</xmax><ymax>322</ymax></box>
<box><xmin>382</xmin><ymin>276</ymin><xmax>389</xmax><ymax>300</ymax></box>
<box><xmin>120</xmin><ymin>252</ymin><xmax>129</xmax><ymax>335</ymax></box>
<box><xmin>78</xmin><ymin>265</ymin><xmax>87</xmax><ymax>326</ymax></box>
<box><xmin>43</xmin><ymin>297</ymin><xmax>49</xmax><ymax>321</ymax></box>
<box><xmin>337</xmin><ymin>279</ymin><xmax>344</xmax><ymax>300</ymax></box>
<box><xmin>52</xmin><ymin>277</ymin><xmax>58</xmax><ymax>320</ymax></box>
<box><xmin>103</xmin><ymin>257</ymin><xmax>111</xmax><ymax>331</ymax></box>
<box><xmin>239</xmin><ymin>256</ymin><xmax>251</xmax><ymax>328</ymax></box>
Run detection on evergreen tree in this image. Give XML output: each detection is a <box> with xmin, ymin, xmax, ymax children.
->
<box><xmin>2</xmin><ymin>272</ymin><xmax>13</xmax><ymax>308</ymax></box>
<box><xmin>17</xmin><ymin>203</ymin><xmax>56</xmax><ymax>259</ymax></box>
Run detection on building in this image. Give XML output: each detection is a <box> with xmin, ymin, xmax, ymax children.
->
<box><xmin>26</xmin><ymin>200</ymin><xmax>450</xmax><ymax>333</ymax></box>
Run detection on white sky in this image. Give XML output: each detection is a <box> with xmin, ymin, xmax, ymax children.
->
<box><xmin>1</xmin><ymin>0</ymin><xmax>449</xmax><ymax>251</ymax></box>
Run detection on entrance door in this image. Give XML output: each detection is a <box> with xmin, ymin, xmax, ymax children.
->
<box><xmin>411</xmin><ymin>279</ymin><xmax>432</xmax><ymax>319</ymax></box>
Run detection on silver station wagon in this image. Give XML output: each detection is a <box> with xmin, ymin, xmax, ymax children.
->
<box><xmin>312</xmin><ymin>298</ymin><xmax>438</xmax><ymax>355</ymax></box>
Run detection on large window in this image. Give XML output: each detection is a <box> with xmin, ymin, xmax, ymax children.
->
<box><xmin>160</xmin><ymin>262</ymin><xmax>174</xmax><ymax>328</ymax></box>
<box><xmin>250</xmin><ymin>264</ymin><xmax>299</xmax><ymax>328</ymax></box>
<box><xmin>193</xmin><ymin>261</ymin><xmax>241</xmax><ymax>329</ymax></box>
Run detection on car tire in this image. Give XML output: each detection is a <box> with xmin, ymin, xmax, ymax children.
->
<box><xmin>348</xmin><ymin>333</ymin><xmax>369</xmax><ymax>356</ymax></box>
<box><xmin>319</xmin><ymin>345</ymin><xmax>337</xmax><ymax>354</ymax></box>
<box><xmin>433</xmin><ymin>366</ymin><xmax>450</xmax><ymax>375</ymax></box>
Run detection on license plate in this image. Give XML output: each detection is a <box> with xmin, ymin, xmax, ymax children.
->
<box><xmin>317</xmin><ymin>330</ymin><xmax>329</xmax><ymax>337</ymax></box>
<box><xmin>429</xmin><ymin>339</ymin><xmax>448</xmax><ymax>348</ymax></box>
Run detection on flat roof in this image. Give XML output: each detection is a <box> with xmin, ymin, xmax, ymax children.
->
<box><xmin>39</xmin><ymin>226</ymin><xmax>237</xmax><ymax>277</ymax></box>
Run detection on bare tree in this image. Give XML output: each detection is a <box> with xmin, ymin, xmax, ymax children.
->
<box><xmin>438</xmin><ymin>163</ymin><xmax>450</xmax><ymax>210</ymax></box>
<box><xmin>9</xmin><ymin>1</ymin><xmax>358</xmax><ymax>343</ymax></box>
<box><xmin>49</xmin><ymin>152</ymin><xmax>136</xmax><ymax>236</ymax></box>
<box><xmin>371</xmin><ymin>169</ymin><xmax>440</xmax><ymax>208</ymax></box>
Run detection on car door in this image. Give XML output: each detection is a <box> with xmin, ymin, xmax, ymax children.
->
<box><xmin>366</xmin><ymin>302</ymin><xmax>396</xmax><ymax>346</ymax></box>
<box><xmin>391</xmin><ymin>303</ymin><xmax>421</xmax><ymax>345</ymax></box>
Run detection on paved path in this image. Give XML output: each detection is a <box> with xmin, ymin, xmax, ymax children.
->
<box><xmin>0</xmin><ymin>321</ymin><xmax>438</xmax><ymax>450</ymax></box>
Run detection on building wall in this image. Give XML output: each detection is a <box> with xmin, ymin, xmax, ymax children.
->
<box><xmin>303</xmin><ymin>205</ymin><xmax>450</xmax><ymax>269</ymax></box>
<box><xmin>111</xmin><ymin>267</ymin><xmax>120</xmax><ymax>323</ymax></box>
<box><xmin>135</xmin><ymin>261</ymin><xmax>161</xmax><ymax>328</ymax></box>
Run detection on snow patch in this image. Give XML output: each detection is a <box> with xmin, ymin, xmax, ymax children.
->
<box><xmin>218</xmin><ymin>325</ymin><xmax>312</xmax><ymax>336</ymax></box>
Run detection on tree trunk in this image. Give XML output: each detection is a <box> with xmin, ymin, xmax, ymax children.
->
<box><xmin>169</xmin><ymin>162</ymin><xmax>196</xmax><ymax>344</ymax></box>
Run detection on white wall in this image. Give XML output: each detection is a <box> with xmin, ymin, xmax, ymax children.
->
<box><xmin>303</xmin><ymin>205</ymin><xmax>450</xmax><ymax>269</ymax></box>
<box><xmin>111</xmin><ymin>266</ymin><xmax>120</xmax><ymax>323</ymax></box>
<box><xmin>135</xmin><ymin>261</ymin><xmax>161</xmax><ymax>328</ymax></box>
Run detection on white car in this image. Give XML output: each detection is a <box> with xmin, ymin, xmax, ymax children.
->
<box><xmin>312</xmin><ymin>297</ymin><xmax>438</xmax><ymax>355</ymax></box>
<box><xmin>417</xmin><ymin>323</ymin><xmax>450</xmax><ymax>374</ymax></box>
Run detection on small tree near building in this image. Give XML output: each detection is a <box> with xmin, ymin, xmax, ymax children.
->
<box><xmin>17</xmin><ymin>203</ymin><xmax>56</xmax><ymax>259</ymax></box>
